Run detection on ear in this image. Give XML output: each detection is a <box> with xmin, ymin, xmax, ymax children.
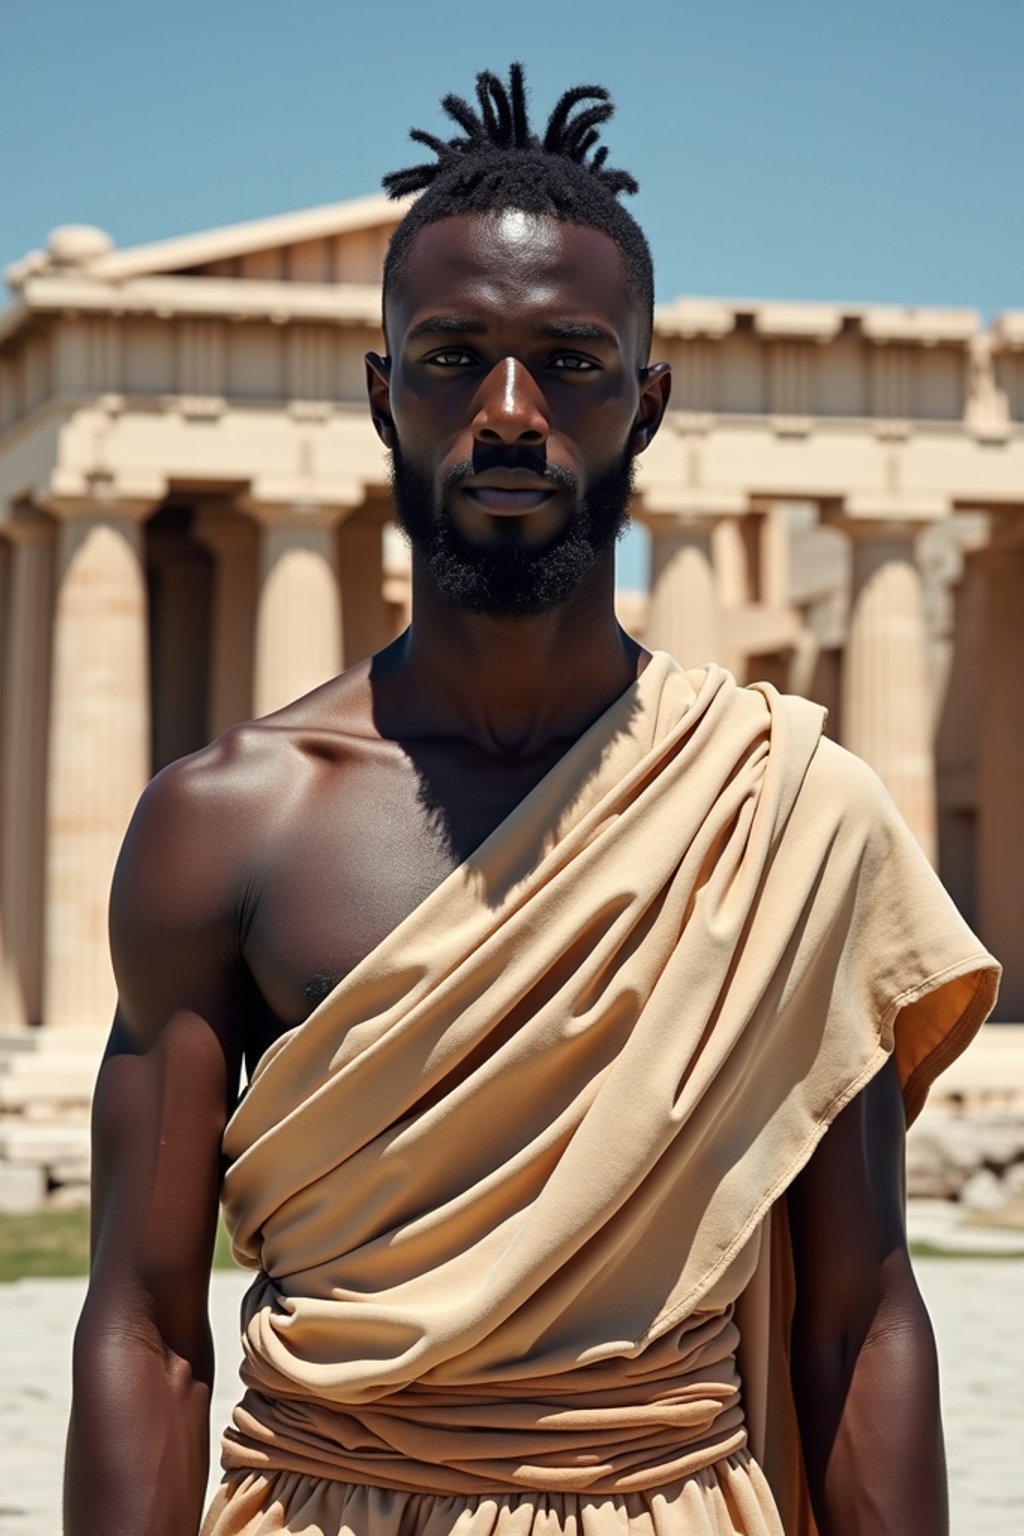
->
<box><xmin>365</xmin><ymin>352</ymin><xmax>394</xmax><ymax>447</ymax></box>
<box><xmin>629</xmin><ymin>361</ymin><xmax>672</xmax><ymax>456</ymax></box>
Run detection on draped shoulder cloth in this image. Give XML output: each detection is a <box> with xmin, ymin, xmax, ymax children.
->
<box><xmin>203</xmin><ymin>655</ymin><xmax>999</xmax><ymax>1536</ymax></box>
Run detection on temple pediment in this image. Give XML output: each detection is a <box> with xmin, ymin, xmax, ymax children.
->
<box><xmin>5</xmin><ymin>194</ymin><xmax>411</xmax><ymax>291</ymax></box>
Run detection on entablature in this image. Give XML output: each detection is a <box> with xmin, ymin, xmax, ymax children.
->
<box><xmin>1</xmin><ymin>198</ymin><xmax>1021</xmax><ymax>518</ymax></box>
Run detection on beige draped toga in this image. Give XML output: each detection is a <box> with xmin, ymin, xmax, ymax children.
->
<box><xmin>201</xmin><ymin>655</ymin><xmax>999</xmax><ymax>1536</ymax></box>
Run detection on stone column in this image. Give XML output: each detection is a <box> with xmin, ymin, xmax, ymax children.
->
<box><xmin>251</xmin><ymin>505</ymin><xmax>346</xmax><ymax>717</ymax></box>
<box><xmin>338</xmin><ymin>513</ymin><xmax>391</xmax><ymax>666</ymax></box>
<box><xmin>0</xmin><ymin>536</ymin><xmax>9</xmax><ymax>726</ymax></box>
<box><xmin>713</xmin><ymin>514</ymin><xmax>750</xmax><ymax>611</ymax></box>
<box><xmin>43</xmin><ymin>502</ymin><xmax>152</xmax><ymax>1033</ymax></box>
<box><xmin>643</xmin><ymin>513</ymin><xmax>724</xmax><ymax>668</ymax></box>
<box><xmin>976</xmin><ymin>515</ymin><xmax>1024</xmax><ymax>1018</ymax></box>
<box><xmin>933</xmin><ymin>542</ymin><xmax>986</xmax><ymax>929</ymax></box>
<box><xmin>760</xmin><ymin>503</ymin><xmax>790</xmax><ymax>610</ymax></box>
<box><xmin>836</xmin><ymin>516</ymin><xmax>938</xmax><ymax>863</ymax></box>
<box><xmin>0</xmin><ymin>516</ymin><xmax>55</xmax><ymax>1031</ymax></box>
<box><xmin>382</xmin><ymin>522</ymin><xmax>413</xmax><ymax>635</ymax></box>
<box><xmin>0</xmin><ymin>530</ymin><xmax>8</xmax><ymax>1030</ymax></box>
<box><xmin>194</xmin><ymin>505</ymin><xmax>258</xmax><ymax>738</ymax></box>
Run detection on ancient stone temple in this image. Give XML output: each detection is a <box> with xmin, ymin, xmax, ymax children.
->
<box><xmin>0</xmin><ymin>195</ymin><xmax>1022</xmax><ymax>1206</ymax></box>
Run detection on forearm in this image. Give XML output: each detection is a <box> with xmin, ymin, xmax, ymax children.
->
<box><xmin>65</xmin><ymin>1311</ymin><xmax>214</xmax><ymax>1536</ymax></box>
<box><xmin>793</xmin><ymin>1295</ymin><xmax>947</xmax><ymax>1536</ymax></box>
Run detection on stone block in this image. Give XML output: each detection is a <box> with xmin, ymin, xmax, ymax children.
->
<box><xmin>0</xmin><ymin>1069</ymin><xmax>97</xmax><ymax>1109</ymax></box>
<box><xmin>906</xmin><ymin>1109</ymin><xmax>1024</xmax><ymax>1199</ymax></box>
<box><xmin>0</xmin><ymin>1162</ymin><xmax>46</xmax><ymax>1213</ymax></box>
<box><xmin>47</xmin><ymin>1182</ymin><xmax>90</xmax><ymax>1211</ymax></box>
<box><xmin>49</xmin><ymin>1157</ymin><xmax>91</xmax><ymax>1188</ymax></box>
<box><xmin>907</xmin><ymin>1115</ymin><xmax>982</xmax><ymax>1198</ymax></box>
<box><xmin>973</xmin><ymin>1120</ymin><xmax>1024</xmax><ymax>1168</ymax></box>
<box><xmin>0</xmin><ymin>1121</ymin><xmax>91</xmax><ymax>1164</ymax></box>
<box><xmin>961</xmin><ymin>1167</ymin><xmax>1007</xmax><ymax>1214</ymax></box>
<box><xmin>1002</xmin><ymin>1161</ymin><xmax>1024</xmax><ymax>1198</ymax></box>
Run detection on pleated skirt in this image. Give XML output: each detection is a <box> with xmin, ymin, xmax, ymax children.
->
<box><xmin>200</xmin><ymin>1453</ymin><xmax>784</xmax><ymax>1536</ymax></box>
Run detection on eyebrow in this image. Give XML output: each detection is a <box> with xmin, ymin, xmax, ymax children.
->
<box><xmin>405</xmin><ymin>315</ymin><xmax>620</xmax><ymax>348</ymax></box>
<box><xmin>539</xmin><ymin>321</ymin><xmax>618</xmax><ymax>346</ymax></box>
<box><xmin>405</xmin><ymin>315</ymin><xmax>487</xmax><ymax>341</ymax></box>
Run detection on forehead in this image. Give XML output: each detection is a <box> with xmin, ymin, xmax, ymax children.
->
<box><xmin>387</xmin><ymin>212</ymin><xmax>639</xmax><ymax>348</ymax></box>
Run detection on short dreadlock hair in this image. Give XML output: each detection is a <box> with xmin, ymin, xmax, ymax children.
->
<box><xmin>381</xmin><ymin>64</ymin><xmax>654</xmax><ymax>357</ymax></box>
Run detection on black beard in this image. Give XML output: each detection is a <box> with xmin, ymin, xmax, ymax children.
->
<box><xmin>389</xmin><ymin>443</ymin><xmax>635</xmax><ymax>619</ymax></box>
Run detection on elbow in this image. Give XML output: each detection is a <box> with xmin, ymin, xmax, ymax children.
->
<box><xmin>791</xmin><ymin>1261</ymin><xmax>939</xmax><ymax>1452</ymax></box>
<box><xmin>800</xmin><ymin>1247</ymin><xmax>935</xmax><ymax>1384</ymax></box>
<box><xmin>71</xmin><ymin>1287</ymin><xmax>214</xmax><ymax>1409</ymax></box>
<box><xmin>66</xmin><ymin>1293</ymin><xmax>215</xmax><ymax>1534</ymax></box>
<box><xmin>856</xmin><ymin>1254</ymin><xmax>939</xmax><ymax>1378</ymax></box>
<box><xmin>856</xmin><ymin>1288</ymin><xmax>942</xmax><ymax>1409</ymax></box>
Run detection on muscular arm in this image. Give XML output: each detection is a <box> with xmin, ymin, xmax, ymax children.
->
<box><xmin>65</xmin><ymin>751</ymin><xmax>249</xmax><ymax>1536</ymax></box>
<box><xmin>787</xmin><ymin>1054</ymin><xmax>946</xmax><ymax>1536</ymax></box>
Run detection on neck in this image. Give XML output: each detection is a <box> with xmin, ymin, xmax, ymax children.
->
<box><xmin>375</xmin><ymin>553</ymin><xmax>645</xmax><ymax>757</ymax></box>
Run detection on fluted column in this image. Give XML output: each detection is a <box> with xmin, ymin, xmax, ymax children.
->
<box><xmin>837</xmin><ymin>517</ymin><xmax>937</xmax><ymax>863</ymax></box>
<box><xmin>760</xmin><ymin>503</ymin><xmax>790</xmax><ymax>609</ymax></box>
<box><xmin>0</xmin><ymin>531</ymin><xmax>10</xmax><ymax>1027</ymax></box>
<box><xmin>382</xmin><ymin>522</ymin><xmax>413</xmax><ymax>635</ymax></box>
<box><xmin>976</xmin><ymin>515</ymin><xmax>1024</xmax><ymax>1018</ymax></box>
<box><xmin>251</xmin><ymin>504</ymin><xmax>346</xmax><ymax>717</ymax></box>
<box><xmin>338</xmin><ymin>511</ymin><xmax>392</xmax><ymax>667</ymax></box>
<box><xmin>0</xmin><ymin>516</ymin><xmax>55</xmax><ymax>1031</ymax></box>
<box><xmin>643</xmin><ymin>513</ymin><xmax>723</xmax><ymax>668</ymax></box>
<box><xmin>44</xmin><ymin>502</ymin><xmax>152</xmax><ymax>1032</ymax></box>
<box><xmin>194</xmin><ymin>505</ymin><xmax>258</xmax><ymax>738</ymax></box>
<box><xmin>713</xmin><ymin>514</ymin><xmax>749</xmax><ymax>610</ymax></box>
<box><xmin>0</xmin><ymin>535</ymin><xmax>8</xmax><ymax>718</ymax></box>
<box><xmin>933</xmin><ymin>542</ymin><xmax>986</xmax><ymax>926</ymax></box>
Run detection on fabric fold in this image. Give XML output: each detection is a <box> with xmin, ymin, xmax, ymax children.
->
<box><xmin>223</xmin><ymin>1312</ymin><xmax>746</xmax><ymax>1495</ymax></box>
<box><xmin>205</xmin><ymin>653</ymin><xmax>1000</xmax><ymax>1534</ymax></box>
<box><xmin>202</xmin><ymin>1455</ymin><xmax>786</xmax><ymax>1536</ymax></box>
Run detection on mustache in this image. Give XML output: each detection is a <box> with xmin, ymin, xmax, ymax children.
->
<box><xmin>438</xmin><ymin>457</ymin><xmax>580</xmax><ymax>499</ymax></box>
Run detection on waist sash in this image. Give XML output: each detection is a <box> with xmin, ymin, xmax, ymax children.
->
<box><xmin>223</xmin><ymin>1311</ymin><xmax>746</xmax><ymax>1494</ymax></box>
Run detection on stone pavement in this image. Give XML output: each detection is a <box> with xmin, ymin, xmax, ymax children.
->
<box><xmin>2</xmin><ymin>1261</ymin><xmax>1022</xmax><ymax>1535</ymax></box>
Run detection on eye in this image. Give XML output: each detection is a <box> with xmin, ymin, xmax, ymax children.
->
<box><xmin>550</xmin><ymin>354</ymin><xmax>600</xmax><ymax>372</ymax></box>
<box><xmin>427</xmin><ymin>349</ymin><xmax>476</xmax><ymax>367</ymax></box>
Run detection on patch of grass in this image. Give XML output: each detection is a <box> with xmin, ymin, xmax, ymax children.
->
<box><xmin>910</xmin><ymin>1239</ymin><xmax>1024</xmax><ymax>1260</ymax></box>
<box><xmin>0</xmin><ymin>1208</ymin><xmax>246</xmax><ymax>1283</ymax></box>
<box><xmin>213</xmin><ymin>1218</ymin><xmax>242</xmax><ymax>1271</ymax></box>
<box><xmin>0</xmin><ymin>1207</ymin><xmax>91</xmax><ymax>1282</ymax></box>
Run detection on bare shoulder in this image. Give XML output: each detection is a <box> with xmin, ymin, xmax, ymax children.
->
<box><xmin>110</xmin><ymin>661</ymin><xmax>379</xmax><ymax>1047</ymax></box>
<box><xmin>115</xmin><ymin>719</ymin><xmax>291</xmax><ymax>905</ymax></box>
<box><xmin>109</xmin><ymin>718</ymin><xmax>317</xmax><ymax>1040</ymax></box>
<box><xmin>118</xmin><ymin>657</ymin><xmax>376</xmax><ymax>893</ymax></box>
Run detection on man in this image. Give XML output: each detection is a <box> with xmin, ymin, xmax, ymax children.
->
<box><xmin>66</xmin><ymin>66</ymin><xmax>998</xmax><ymax>1536</ymax></box>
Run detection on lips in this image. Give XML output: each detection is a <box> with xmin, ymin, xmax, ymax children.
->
<box><xmin>459</xmin><ymin>472</ymin><xmax>558</xmax><ymax>515</ymax></box>
<box><xmin>465</xmin><ymin>487</ymin><xmax>555</xmax><ymax>512</ymax></box>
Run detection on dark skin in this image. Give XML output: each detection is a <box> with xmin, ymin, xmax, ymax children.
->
<box><xmin>66</xmin><ymin>211</ymin><xmax>946</xmax><ymax>1536</ymax></box>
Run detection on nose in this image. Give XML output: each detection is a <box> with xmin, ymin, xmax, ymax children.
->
<box><xmin>472</xmin><ymin>357</ymin><xmax>548</xmax><ymax>447</ymax></box>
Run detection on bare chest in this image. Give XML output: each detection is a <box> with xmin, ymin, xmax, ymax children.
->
<box><xmin>238</xmin><ymin>739</ymin><xmax>565</xmax><ymax>1069</ymax></box>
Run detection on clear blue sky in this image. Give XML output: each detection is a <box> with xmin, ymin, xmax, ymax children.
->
<box><xmin>3</xmin><ymin>0</ymin><xmax>1020</xmax><ymax>313</ymax></box>
<box><xmin>3</xmin><ymin>0</ymin><xmax>1020</xmax><ymax>586</ymax></box>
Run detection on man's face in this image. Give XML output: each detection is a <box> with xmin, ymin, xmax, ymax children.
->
<box><xmin>367</xmin><ymin>211</ymin><xmax>667</xmax><ymax>618</ymax></box>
